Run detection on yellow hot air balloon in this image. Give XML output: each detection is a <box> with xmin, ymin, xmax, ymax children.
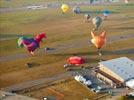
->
<box><xmin>61</xmin><ymin>4</ymin><xmax>69</xmax><ymax>13</ymax></box>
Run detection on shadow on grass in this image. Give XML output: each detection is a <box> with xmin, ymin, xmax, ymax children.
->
<box><xmin>102</xmin><ymin>48</ymin><xmax>134</xmax><ymax>55</ymax></box>
<box><xmin>112</xmin><ymin>26</ymin><xmax>134</xmax><ymax>30</ymax></box>
<box><xmin>25</xmin><ymin>62</ymin><xmax>40</xmax><ymax>68</ymax></box>
<box><xmin>52</xmin><ymin>51</ymin><xmax>99</xmax><ymax>63</ymax></box>
<box><xmin>84</xmin><ymin>57</ymin><xmax>99</xmax><ymax>64</ymax></box>
<box><xmin>80</xmin><ymin>10</ymin><xmax>119</xmax><ymax>14</ymax></box>
<box><xmin>53</xmin><ymin>51</ymin><xmax>97</xmax><ymax>56</ymax></box>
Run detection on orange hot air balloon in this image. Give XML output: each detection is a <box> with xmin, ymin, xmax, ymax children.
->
<box><xmin>91</xmin><ymin>31</ymin><xmax>106</xmax><ymax>49</ymax></box>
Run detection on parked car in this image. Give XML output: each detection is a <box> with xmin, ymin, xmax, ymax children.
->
<box><xmin>74</xmin><ymin>75</ymin><xmax>86</xmax><ymax>83</ymax></box>
<box><xmin>83</xmin><ymin>80</ymin><xmax>92</xmax><ymax>86</ymax></box>
<box><xmin>89</xmin><ymin>84</ymin><xmax>103</xmax><ymax>93</ymax></box>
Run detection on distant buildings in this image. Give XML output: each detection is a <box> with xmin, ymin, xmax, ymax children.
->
<box><xmin>96</xmin><ymin>57</ymin><xmax>134</xmax><ymax>88</ymax></box>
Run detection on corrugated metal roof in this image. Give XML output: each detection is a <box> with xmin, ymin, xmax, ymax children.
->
<box><xmin>99</xmin><ymin>57</ymin><xmax>134</xmax><ymax>81</ymax></box>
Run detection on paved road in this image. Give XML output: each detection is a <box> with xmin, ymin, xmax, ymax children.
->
<box><xmin>0</xmin><ymin>33</ymin><xmax>134</xmax><ymax>62</ymax></box>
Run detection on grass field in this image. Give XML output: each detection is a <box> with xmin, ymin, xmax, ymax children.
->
<box><xmin>0</xmin><ymin>4</ymin><xmax>134</xmax><ymax>56</ymax></box>
<box><xmin>0</xmin><ymin>2</ymin><xmax>134</xmax><ymax>99</ymax></box>
<box><xmin>22</xmin><ymin>79</ymin><xmax>103</xmax><ymax>100</ymax></box>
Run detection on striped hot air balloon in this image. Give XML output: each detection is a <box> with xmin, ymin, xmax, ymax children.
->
<box><xmin>92</xmin><ymin>16</ymin><xmax>102</xmax><ymax>30</ymax></box>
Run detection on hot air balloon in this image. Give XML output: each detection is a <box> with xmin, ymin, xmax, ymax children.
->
<box><xmin>84</xmin><ymin>14</ymin><xmax>91</xmax><ymax>22</ymax></box>
<box><xmin>73</xmin><ymin>6</ymin><xmax>81</xmax><ymax>14</ymax></box>
<box><xmin>18</xmin><ymin>33</ymin><xmax>46</xmax><ymax>55</ymax></box>
<box><xmin>103</xmin><ymin>10</ymin><xmax>110</xmax><ymax>20</ymax></box>
<box><xmin>92</xmin><ymin>16</ymin><xmax>102</xmax><ymax>30</ymax></box>
<box><xmin>67</xmin><ymin>56</ymin><xmax>85</xmax><ymax>66</ymax></box>
<box><xmin>61</xmin><ymin>4</ymin><xmax>69</xmax><ymax>13</ymax></box>
<box><xmin>90</xmin><ymin>31</ymin><xmax>106</xmax><ymax>50</ymax></box>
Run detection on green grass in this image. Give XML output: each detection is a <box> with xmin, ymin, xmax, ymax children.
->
<box><xmin>0</xmin><ymin>9</ymin><xmax>76</xmax><ymax>34</ymax></box>
<box><xmin>23</xmin><ymin>79</ymin><xmax>100</xmax><ymax>100</ymax></box>
<box><xmin>0</xmin><ymin>38</ymin><xmax>133</xmax><ymax>87</ymax></box>
<box><xmin>0</xmin><ymin>54</ymin><xmax>65</xmax><ymax>74</ymax></box>
<box><xmin>0</xmin><ymin>4</ymin><xmax>134</xmax><ymax>89</ymax></box>
<box><xmin>0</xmin><ymin>10</ymin><xmax>52</xmax><ymax>30</ymax></box>
<box><xmin>0</xmin><ymin>38</ymin><xmax>133</xmax><ymax>75</ymax></box>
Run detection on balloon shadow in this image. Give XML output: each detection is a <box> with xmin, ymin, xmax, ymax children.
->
<box><xmin>25</xmin><ymin>62</ymin><xmax>40</xmax><ymax>68</ymax></box>
<box><xmin>84</xmin><ymin>57</ymin><xmax>99</xmax><ymax>64</ymax></box>
<box><xmin>112</xmin><ymin>26</ymin><xmax>134</xmax><ymax>30</ymax></box>
<box><xmin>80</xmin><ymin>10</ymin><xmax>118</xmax><ymax>14</ymax></box>
<box><xmin>53</xmin><ymin>51</ymin><xmax>97</xmax><ymax>56</ymax></box>
<box><xmin>102</xmin><ymin>48</ymin><xmax>134</xmax><ymax>55</ymax></box>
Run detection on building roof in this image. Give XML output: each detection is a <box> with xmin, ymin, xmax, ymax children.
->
<box><xmin>99</xmin><ymin>57</ymin><xmax>134</xmax><ymax>82</ymax></box>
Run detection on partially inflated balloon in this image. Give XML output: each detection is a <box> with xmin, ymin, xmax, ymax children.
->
<box><xmin>61</xmin><ymin>4</ymin><xmax>69</xmax><ymax>13</ymax></box>
<box><xmin>91</xmin><ymin>31</ymin><xmax>106</xmax><ymax>49</ymax></box>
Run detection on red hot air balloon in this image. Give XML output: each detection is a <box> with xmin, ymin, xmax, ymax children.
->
<box><xmin>67</xmin><ymin>56</ymin><xmax>85</xmax><ymax>65</ymax></box>
<box><xmin>91</xmin><ymin>31</ymin><xmax>106</xmax><ymax>49</ymax></box>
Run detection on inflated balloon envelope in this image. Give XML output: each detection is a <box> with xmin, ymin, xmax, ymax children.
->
<box><xmin>91</xmin><ymin>31</ymin><xmax>106</xmax><ymax>49</ymax></box>
<box><xmin>67</xmin><ymin>56</ymin><xmax>85</xmax><ymax>66</ymax></box>
<box><xmin>103</xmin><ymin>10</ymin><xmax>110</xmax><ymax>17</ymax></box>
<box><xmin>18</xmin><ymin>33</ymin><xmax>46</xmax><ymax>55</ymax></box>
<box><xmin>34</xmin><ymin>32</ymin><xmax>46</xmax><ymax>42</ymax></box>
<box><xmin>92</xmin><ymin>16</ymin><xmax>102</xmax><ymax>30</ymax></box>
<box><xmin>61</xmin><ymin>4</ymin><xmax>69</xmax><ymax>13</ymax></box>
<box><xmin>73</xmin><ymin>6</ymin><xmax>81</xmax><ymax>14</ymax></box>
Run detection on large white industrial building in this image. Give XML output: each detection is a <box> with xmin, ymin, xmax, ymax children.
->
<box><xmin>96</xmin><ymin>57</ymin><xmax>134</xmax><ymax>88</ymax></box>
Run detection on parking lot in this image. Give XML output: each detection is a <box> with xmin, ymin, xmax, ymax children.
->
<box><xmin>73</xmin><ymin>67</ymin><xmax>111</xmax><ymax>93</ymax></box>
<box><xmin>72</xmin><ymin>67</ymin><xmax>132</xmax><ymax>95</ymax></box>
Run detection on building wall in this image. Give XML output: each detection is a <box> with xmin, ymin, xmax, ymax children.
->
<box><xmin>99</xmin><ymin>64</ymin><xmax>124</xmax><ymax>82</ymax></box>
<box><xmin>96</xmin><ymin>73</ymin><xmax>115</xmax><ymax>86</ymax></box>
